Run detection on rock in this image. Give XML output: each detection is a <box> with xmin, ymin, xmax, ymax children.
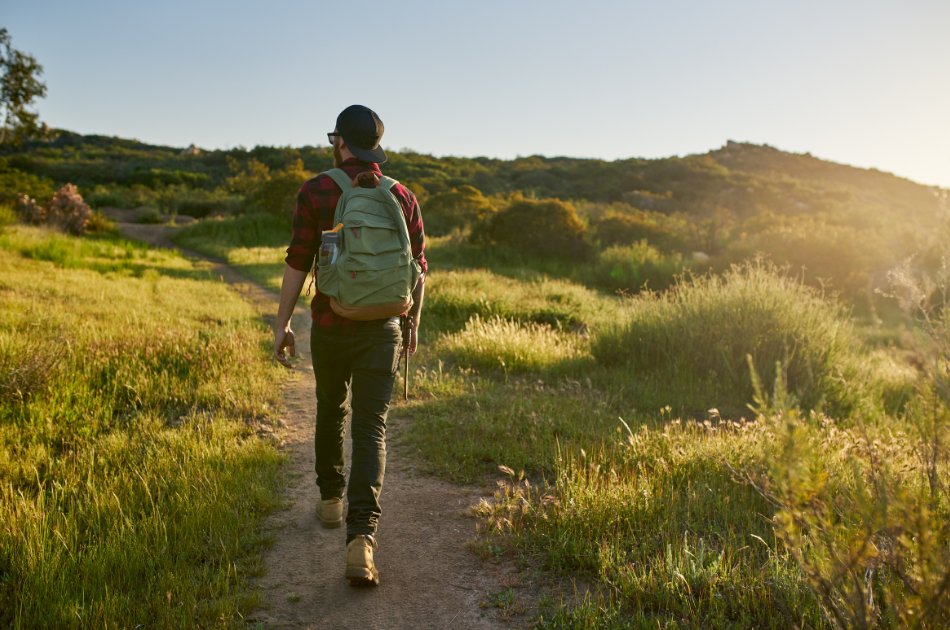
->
<box><xmin>181</xmin><ymin>144</ymin><xmax>201</xmax><ymax>156</ymax></box>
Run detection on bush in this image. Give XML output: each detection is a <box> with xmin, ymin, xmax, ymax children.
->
<box><xmin>84</xmin><ymin>184</ymin><xmax>157</xmax><ymax>210</ymax></box>
<box><xmin>591</xmin><ymin>259</ymin><xmax>869</xmax><ymax>415</ymax></box>
<box><xmin>486</xmin><ymin>197</ymin><xmax>591</xmax><ymax>261</ymax></box>
<box><xmin>137</xmin><ymin>208</ymin><xmax>163</xmax><ymax>224</ymax></box>
<box><xmin>45</xmin><ymin>184</ymin><xmax>92</xmax><ymax>235</ymax></box>
<box><xmin>593</xmin><ymin>213</ymin><xmax>685</xmax><ymax>251</ymax></box>
<box><xmin>17</xmin><ymin>186</ymin><xmax>93</xmax><ymax>235</ymax></box>
<box><xmin>422</xmin><ymin>185</ymin><xmax>494</xmax><ymax>236</ymax></box>
<box><xmin>84</xmin><ymin>210</ymin><xmax>119</xmax><ymax>235</ymax></box>
<box><xmin>227</xmin><ymin>157</ymin><xmax>312</xmax><ymax>216</ymax></box>
<box><xmin>585</xmin><ymin>241</ymin><xmax>691</xmax><ymax>293</ymax></box>
<box><xmin>176</xmin><ymin>200</ymin><xmax>226</xmax><ymax>219</ymax></box>
<box><xmin>15</xmin><ymin>193</ymin><xmax>45</xmax><ymax>225</ymax></box>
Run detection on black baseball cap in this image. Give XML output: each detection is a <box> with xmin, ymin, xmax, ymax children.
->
<box><xmin>336</xmin><ymin>105</ymin><xmax>387</xmax><ymax>164</ymax></box>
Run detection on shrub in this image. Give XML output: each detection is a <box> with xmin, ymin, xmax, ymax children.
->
<box><xmin>17</xmin><ymin>186</ymin><xmax>93</xmax><ymax>235</ymax></box>
<box><xmin>422</xmin><ymin>185</ymin><xmax>494</xmax><ymax>236</ymax></box>
<box><xmin>84</xmin><ymin>210</ymin><xmax>119</xmax><ymax>235</ymax></box>
<box><xmin>176</xmin><ymin>200</ymin><xmax>226</xmax><ymax>218</ymax></box>
<box><xmin>45</xmin><ymin>184</ymin><xmax>92</xmax><ymax>235</ymax></box>
<box><xmin>0</xmin><ymin>162</ymin><xmax>56</xmax><ymax>205</ymax></box>
<box><xmin>593</xmin><ymin>213</ymin><xmax>685</xmax><ymax>251</ymax></box>
<box><xmin>742</xmin><ymin>363</ymin><xmax>950</xmax><ymax>630</ymax></box>
<box><xmin>591</xmin><ymin>259</ymin><xmax>868</xmax><ymax>415</ymax></box>
<box><xmin>585</xmin><ymin>241</ymin><xmax>690</xmax><ymax>293</ymax></box>
<box><xmin>137</xmin><ymin>208</ymin><xmax>163</xmax><ymax>224</ymax></box>
<box><xmin>486</xmin><ymin>197</ymin><xmax>591</xmax><ymax>261</ymax></box>
<box><xmin>16</xmin><ymin>193</ymin><xmax>45</xmax><ymax>225</ymax></box>
<box><xmin>84</xmin><ymin>185</ymin><xmax>157</xmax><ymax>210</ymax></box>
<box><xmin>85</xmin><ymin>187</ymin><xmax>132</xmax><ymax>209</ymax></box>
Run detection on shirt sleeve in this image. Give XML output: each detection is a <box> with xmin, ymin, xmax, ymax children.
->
<box><xmin>392</xmin><ymin>184</ymin><xmax>427</xmax><ymax>277</ymax></box>
<box><xmin>285</xmin><ymin>183</ymin><xmax>318</xmax><ymax>271</ymax></box>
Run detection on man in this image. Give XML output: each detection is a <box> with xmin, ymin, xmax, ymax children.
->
<box><xmin>273</xmin><ymin>104</ymin><xmax>426</xmax><ymax>586</ymax></box>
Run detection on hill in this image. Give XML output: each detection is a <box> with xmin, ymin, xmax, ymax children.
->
<box><xmin>2</xmin><ymin>130</ymin><xmax>946</xmax><ymax>301</ymax></box>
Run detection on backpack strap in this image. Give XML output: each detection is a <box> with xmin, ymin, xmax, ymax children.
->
<box><xmin>322</xmin><ymin>169</ymin><xmax>398</xmax><ymax>193</ymax></box>
<box><xmin>322</xmin><ymin>168</ymin><xmax>353</xmax><ymax>191</ymax></box>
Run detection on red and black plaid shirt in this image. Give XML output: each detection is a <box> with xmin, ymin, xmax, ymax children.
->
<box><xmin>285</xmin><ymin>158</ymin><xmax>427</xmax><ymax>333</ymax></box>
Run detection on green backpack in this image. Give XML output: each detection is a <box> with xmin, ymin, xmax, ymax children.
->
<box><xmin>316</xmin><ymin>168</ymin><xmax>422</xmax><ymax>320</ymax></box>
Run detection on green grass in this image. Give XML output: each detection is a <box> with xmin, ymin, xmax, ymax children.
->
<box><xmin>172</xmin><ymin>214</ymin><xmax>306</xmax><ymax>303</ymax></box>
<box><xmin>0</xmin><ymin>226</ymin><xmax>197</xmax><ymax>278</ymax></box>
<box><xmin>474</xmin><ymin>421</ymin><xmax>828</xmax><ymax>628</ymax></box>
<box><xmin>422</xmin><ymin>264</ymin><xmax>619</xmax><ymax>340</ymax></box>
<box><xmin>166</xmin><ymin>209</ymin><xmax>930</xmax><ymax>628</ymax></box>
<box><xmin>0</xmin><ymin>226</ymin><xmax>286</xmax><ymax>627</ymax></box>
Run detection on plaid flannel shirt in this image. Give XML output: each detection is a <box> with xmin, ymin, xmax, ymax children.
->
<box><xmin>285</xmin><ymin>158</ymin><xmax>427</xmax><ymax>333</ymax></box>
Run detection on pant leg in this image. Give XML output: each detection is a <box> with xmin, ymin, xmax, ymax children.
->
<box><xmin>311</xmin><ymin>329</ymin><xmax>352</xmax><ymax>501</ymax></box>
<box><xmin>345</xmin><ymin>319</ymin><xmax>402</xmax><ymax>539</ymax></box>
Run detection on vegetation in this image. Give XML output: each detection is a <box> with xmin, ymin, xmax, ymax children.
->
<box><xmin>592</xmin><ymin>260</ymin><xmax>877</xmax><ymax>417</ymax></box>
<box><xmin>4</xmin><ymin>132</ymin><xmax>944</xmax><ymax>305</ymax></box>
<box><xmin>0</xmin><ymin>226</ymin><xmax>286</xmax><ymax>627</ymax></box>
<box><xmin>0</xmin><ymin>29</ymin><xmax>49</xmax><ymax>146</ymax></box>
<box><xmin>2</xmin><ymin>129</ymin><xmax>948</xmax><ymax>627</ymax></box>
<box><xmin>486</xmin><ymin>197</ymin><xmax>592</xmax><ymax>262</ymax></box>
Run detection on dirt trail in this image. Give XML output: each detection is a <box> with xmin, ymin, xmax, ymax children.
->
<box><xmin>119</xmin><ymin>224</ymin><xmax>510</xmax><ymax>629</ymax></box>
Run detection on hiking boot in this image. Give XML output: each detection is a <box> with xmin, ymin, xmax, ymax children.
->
<box><xmin>316</xmin><ymin>498</ymin><xmax>343</xmax><ymax>529</ymax></box>
<box><xmin>345</xmin><ymin>535</ymin><xmax>379</xmax><ymax>586</ymax></box>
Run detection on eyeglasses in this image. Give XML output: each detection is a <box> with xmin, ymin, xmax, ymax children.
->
<box><xmin>327</xmin><ymin>132</ymin><xmax>342</xmax><ymax>145</ymax></box>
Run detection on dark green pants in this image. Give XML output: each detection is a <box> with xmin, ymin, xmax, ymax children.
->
<box><xmin>311</xmin><ymin>318</ymin><xmax>401</xmax><ymax>540</ymax></box>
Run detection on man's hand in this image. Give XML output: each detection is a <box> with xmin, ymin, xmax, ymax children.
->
<box><xmin>274</xmin><ymin>264</ymin><xmax>308</xmax><ymax>369</ymax></box>
<box><xmin>274</xmin><ymin>328</ymin><xmax>296</xmax><ymax>368</ymax></box>
<box><xmin>400</xmin><ymin>319</ymin><xmax>418</xmax><ymax>358</ymax></box>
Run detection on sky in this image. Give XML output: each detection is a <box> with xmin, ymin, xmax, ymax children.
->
<box><xmin>3</xmin><ymin>0</ymin><xmax>949</xmax><ymax>187</ymax></box>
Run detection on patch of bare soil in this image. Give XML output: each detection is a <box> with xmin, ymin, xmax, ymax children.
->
<box><xmin>120</xmin><ymin>224</ymin><xmax>539</xmax><ymax>629</ymax></box>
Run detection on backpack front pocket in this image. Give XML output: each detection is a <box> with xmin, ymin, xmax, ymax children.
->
<box><xmin>339</xmin><ymin>265</ymin><xmax>412</xmax><ymax>306</ymax></box>
<box><xmin>345</xmin><ymin>215</ymin><xmax>403</xmax><ymax>257</ymax></box>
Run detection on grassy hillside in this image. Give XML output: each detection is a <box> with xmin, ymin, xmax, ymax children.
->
<box><xmin>3</xmin><ymin>132</ymin><xmax>949</xmax><ymax>627</ymax></box>
<box><xmin>0</xmin><ymin>226</ymin><xmax>286</xmax><ymax>627</ymax></box>
<box><xmin>3</xmin><ymin>131</ymin><xmax>946</xmax><ymax>305</ymax></box>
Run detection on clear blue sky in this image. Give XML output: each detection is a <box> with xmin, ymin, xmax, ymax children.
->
<box><xmin>4</xmin><ymin>0</ymin><xmax>949</xmax><ymax>187</ymax></box>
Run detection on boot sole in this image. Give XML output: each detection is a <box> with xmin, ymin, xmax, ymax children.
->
<box><xmin>318</xmin><ymin>517</ymin><xmax>342</xmax><ymax>529</ymax></box>
<box><xmin>345</xmin><ymin>566</ymin><xmax>379</xmax><ymax>586</ymax></box>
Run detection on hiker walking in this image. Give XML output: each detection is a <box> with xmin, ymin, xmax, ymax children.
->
<box><xmin>273</xmin><ymin>105</ymin><xmax>426</xmax><ymax>586</ymax></box>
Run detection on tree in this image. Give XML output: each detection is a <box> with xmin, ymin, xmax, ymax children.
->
<box><xmin>226</xmin><ymin>157</ymin><xmax>313</xmax><ymax>216</ymax></box>
<box><xmin>0</xmin><ymin>29</ymin><xmax>48</xmax><ymax>145</ymax></box>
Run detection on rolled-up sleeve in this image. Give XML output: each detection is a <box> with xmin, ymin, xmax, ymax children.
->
<box><xmin>285</xmin><ymin>183</ymin><xmax>318</xmax><ymax>271</ymax></box>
